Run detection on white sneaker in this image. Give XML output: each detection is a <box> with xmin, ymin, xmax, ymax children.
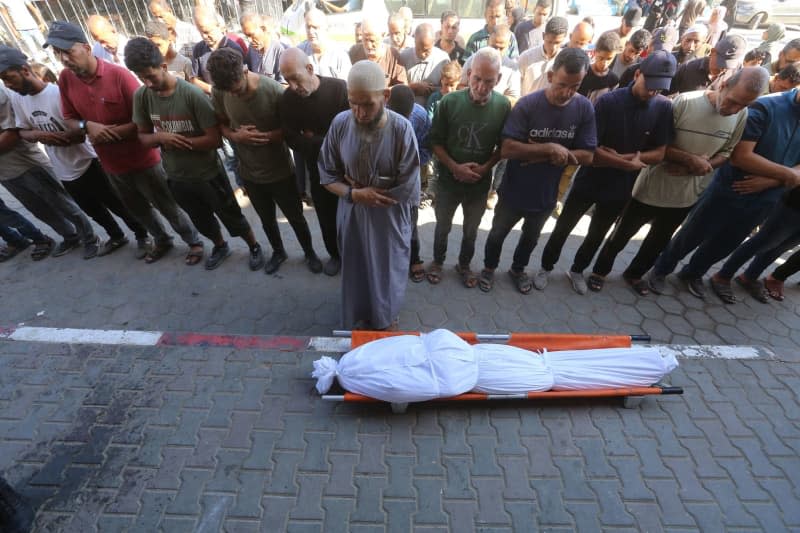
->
<box><xmin>566</xmin><ymin>270</ymin><xmax>588</xmax><ymax>295</ymax></box>
<box><xmin>533</xmin><ymin>268</ymin><xmax>549</xmax><ymax>290</ymax></box>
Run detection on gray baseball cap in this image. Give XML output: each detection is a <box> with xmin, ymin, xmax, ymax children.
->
<box><xmin>0</xmin><ymin>46</ymin><xmax>28</xmax><ymax>73</ymax></box>
<box><xmin>714</xmin><ymin>34</ymin><xmax>746</xmax><ymax>70</ymax></box>
<box><xmin>44</xmin><ymin>21</ymin><xmax>88</xmax><ymax>50</ymax></box>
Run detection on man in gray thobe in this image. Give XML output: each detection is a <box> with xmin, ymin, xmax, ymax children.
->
<box><xmin>319</xmin><ymin>60</ymin><xmax>421</xmax><ymax>331</ymax></box>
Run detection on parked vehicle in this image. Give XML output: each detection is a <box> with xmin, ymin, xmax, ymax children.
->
<box><xmin>730</xmin><ymin>0</ymin><xmax>800</xmax><ymax>30</ymax></box>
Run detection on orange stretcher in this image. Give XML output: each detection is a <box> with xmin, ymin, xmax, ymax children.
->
<box><xmin>321</xmin><ymin>330</ymin><xmax>683</xmax><ymax>412</ymax></box>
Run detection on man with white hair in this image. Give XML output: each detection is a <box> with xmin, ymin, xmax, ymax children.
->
<box><xmin>192</xmin><ymin>6</ymin><xmax>250</xmax><ymax>95</ymax></box>
<box><xmin>427</xmin><ymin>47</ymin><xmax>510</xmax><ymax>288</ymax></box>
<box><xmin>241</xmin><ymin>13</ymin><xmax>284</xmax><ymax>82</ymax></box>
<box><xmin>298</xmin><ymin>8</ymin><xmax>351</xmax><ymax>80</ymax></box>
<box><xmin>400</xmin><ymin>23</ymin><xmax>449</xmax><ymax>107</ymax></box>
<box><xmin>319</xmin><ymin>60</ymin><xmax>421</xmax><ymax>331</ymax></box>
<box><xmin>87</xmin><ymin>14</ymin><xmax>128</xmax><ymax>67</ymax></box>
<box><xmin>350</xmin><ymin>19</ymin><xmax>407</xmax><ymax>86</ymax></box>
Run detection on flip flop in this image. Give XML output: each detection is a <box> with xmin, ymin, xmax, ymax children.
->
<box><xmin>145</xmin><ymin>242</ymin><xmax>174</xmax><ymax>264</ymax></box>
<box><xmin>587</xmin><ymin>274</ymin><xmax>605</xmax><ymax>292</ymax></box>
<box><xmin>623</xmin><ymin>275</ymin><xmax>649</xmax><ymax>296</ymax></box>
<box><xmin>184</xmin><ymin>245</ymin><xmax>204</xmax><ymax>266</ymax></box>
<box><xmin>764</xmin><ymin>276</ymin><xmax>784</xmax><ymax>301</ymax></box>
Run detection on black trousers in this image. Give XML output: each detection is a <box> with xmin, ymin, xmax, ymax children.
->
<box><xmin>62</xmin><ymin>159</ymin><xmax>148</xmax><ymax>241</ymax></box>
<box><xmin>592</xmin><ymin>198</ymin><xmax>693</xmax><ymax>279</ymax></box>
<box><xmin>244</xmin><ymin>175</ymin><xmax>315</xmax><ymax>256</ymax></box>
<box><xmin>308</xmin><ymin>167</ymin><xmax>339</xmax><ymax>259</ymax></box>
<box><xmin>773</xmin><ymin>249</ymin><xmax>800</xmax><ymax>282</ymax></box>
<box><xmin>540</xmin><ymin>188</ymin><xmax>627</xmax><ymax>274</ymax></box>
<box><xmin>168</xmin><ymin>172</ymin><xmax>252</xmax><ymax>242</ymax></box>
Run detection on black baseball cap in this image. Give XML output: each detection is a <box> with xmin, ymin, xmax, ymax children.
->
<box><xmin>639</xmin><ymin>49</ymin><xmax>677</xmax><ymax>90</ymax></box>
<box><xmin>44</xmin><ymin>21</ymin><xmax>88</xmax><ymax>50</ymax></box>
<box><xmin>0</xmin><ymin>46</ymin><xmax>28</xmax><ymax>73</ymax></box>
<box><xmin>714</xmin><ymin>34</ymin><xmax>746</xmax><ymax>70</ymax></box>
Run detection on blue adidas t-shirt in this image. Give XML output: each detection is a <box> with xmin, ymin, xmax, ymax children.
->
<box><xmin>499</xmin><ymin>90</ymin><xmax>597</xmax><ymax>213</ymax></box>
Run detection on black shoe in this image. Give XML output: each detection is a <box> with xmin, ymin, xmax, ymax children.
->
<box><xmin>248</xmin><ymin>244</ymin><xmax>265</xmax><ymax>271</ymax></box>
<box><xmin>52</xmin><ymin>238</ymin><xmax>80</xmax><ymax>257</ymax></box>
<box><xmin>97</xmin><ymin>236</ymin><xmax>129</xmax><ymax>257</ymax></box>
<box><xmin>323</xmin><ymin>256</ymin><xmax>341</xmax><ymax>276</ymax></box>
<box><xmin>678</xmin><ymin>271</ymin><xmax>706</xmax><ymax>299</ymax></box>
<box><xmin>83</xmin><ymin>236</ymin><xmax>100</xmax><ymax>259</ymax></box>
<box><xmin>264</xmin><ymin>250</ymin><xmax>288</xmax><ymax>274</ymax></box>
<box><xmin>306</xmin><ymin>253</ymin><xmax>323</xmax><ymax>274</ymax></box>
<box><xmin>205</xmin><ymin>242</ymin><xmax>232</xmax><ymax>270</ymax></box>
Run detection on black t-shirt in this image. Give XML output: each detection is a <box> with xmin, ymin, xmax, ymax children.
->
<box><xmin>435</xmin><ymin>39</ymin><xmax>465</xmax><ymax>65</ymax></box>
<box><xmin>579</xmin><ymin>68</ymin><xmax>621</xmax><ymax>103</ymax></box>
<box><xmin>784</xmin><ymin>186</ymin><xmax>800</xmax><ymax>211</ymax></box>
<box><xmin>668</xmin><ymin>56</ymin><xmax>711</xmax><ymax>95</ymax></box>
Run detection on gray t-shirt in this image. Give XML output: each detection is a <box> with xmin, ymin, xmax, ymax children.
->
<box><xmin>399</xmin><ymin>46</ymin><xmax>451</xmax><ymax>106</ymax></box>
<box><xmin>0</xmin><ymin>85</ymin><xmax>52</xmax><ymax>181</ymax></box>
<box><xmin>167</xmin><ymin>53</ymin><xmax>194</xmax><ymax>82</ymax></box>
<box><xmin>212</xmin><ymin>75</ymin><xmax>293</xmax><ymax>184</ymax></box>
<box><xmin>133</xmin><ymin>79</ymin><xmax>219</xmax><ymax>183</ymax></box>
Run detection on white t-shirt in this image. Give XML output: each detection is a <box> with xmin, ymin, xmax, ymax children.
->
<box><xmin>0</xmin><ymin>0</ymin><xmax>37</xmax><ymax>31</ymax></box>
<box><xmin>12</xmin><ymin>83</ymin><xmax>97</xmax><ymax>181</ymax></box>
<box><xmin>0</xmin><ymin>85</ymin><xmax>51</xmax><ymax>181</ymax></box>
<box><xmin>518</xmin><ymin>45</ymin><xmax>555</xmax><ymax>96</ymax></box>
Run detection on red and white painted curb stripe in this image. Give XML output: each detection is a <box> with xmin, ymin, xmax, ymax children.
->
<box><xmin>0</xmin><ymin>325</ymin><xmax>774</xmax><ymax>359</ymax></box>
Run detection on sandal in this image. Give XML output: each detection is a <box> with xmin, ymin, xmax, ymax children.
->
<box><xmin>587</xmin><ymin>274</ymin><xmax>605</xmax><ymax>292</ymax></box>
<box><xmin>623</xmin><ymin>275</ymin><xmax>649</xmax><ymax>296</ymax></box>
<box><xmin>455</xmin><ymin>263</ymin><xmax>478</xmax><ymax>289</ymax></box>
<box><xmin>764</xmin><ymin>276</ymin><xmax>784</xmax><ymax>301</ymax></box>
<box><xmin>409</xmin><ymin>262</ymin><xmax>425</xmax><ymax>283</ymax></box>
<box><xmin>734</xmin><ymin>275</ymin><xmax>769</xmax><ymax>304</ymax></box>
<box><xmin>30</xmin><ymin>237</ymin><xmax>54</xmax><ymax>261</ymax></box>
<box><xmin>0</xmin><ymin>242</ymin><xmax>29</xmax><ymax>262</ymax></box>
<box><xmin>184</xmin><ymin>245</ymin><xmax>204</xmax><ymax>266</ymax></box>
<box><xmin>508</xmin><ymin>269</ymin><xmax>533</xmax><ymax>294</ymax></box>
<box><xmin>144</xmin><ymin>242</ymin><xmax>174</xmax><ymax>264</ymax></box>
<box><xmin>426</xmin><ymin>262</ymin><xmax>443</xmax><ymax>285</ymax></box>
<box><xmin>710</xmin><ymin>276</ymin><xmax>736</xmax><ymax>304</ymax></box>
<box><xmin>478</xmin><ymin>269</ymin><xmax>494</xmax><ymax>292</ymax></box>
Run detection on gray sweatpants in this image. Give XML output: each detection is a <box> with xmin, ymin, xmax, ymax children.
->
<box><xmin>107</xmin><ymin>163</ymin><xmax>200</xmax><ymax>248</ymax></box>
<box><xmin>2</xmin><ymin>165</ymin><xmax>95</xmax><ymax>244</ymax></box>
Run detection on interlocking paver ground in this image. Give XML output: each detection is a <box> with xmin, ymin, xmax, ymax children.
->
<box><xmin>0</xmin><ymin>341</ymin><xmax>798</xmax><ymax>531</ymax></box>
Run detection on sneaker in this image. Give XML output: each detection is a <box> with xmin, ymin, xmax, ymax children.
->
<box><xmin>647</xmin><ymin>273</ymin><xmax>667</xmax><ymax>294</ymax></box>
<box><xmin>205</xmin><ymin>242</ymin><xmax>232</xmax><ymax>270</ymax></box>
<box><xmin>52</xmin><ymin>238</ymin><xmax>80</xmax><ymax>257</ymax></box>
<box><xmin>486</xmin><ymin>191</ymin><xmax>498</xmax><ymax>210</ymax></box>
<box><xmin>135</xmin><ymin>237</ymin><xmax>152</xmax><ymax>260</ymax></box>
<box><xmin>234</xmin><ymin>187</ymin><xmax>250</xmax><ymax>208</ymax></box>
<box><xmin>532</xmin><ymin>268</ymin><xmax>549</xmax><ymax>290</ymax></box>
<box><xmin>305</xmin><ymin>253</ymin><xmax>323</xmax><ymax>274</ymax></box>
<box><xmin>264</xmin><ymin>250</ymin><xmax>288</xmax><ymax>274</ymax></box>
<box><xmin>83</xmin><ymin>236</ymin><xmax>100</xmax><ymax>260</ymax></box>
<box><xmin>323</xmin><ymin>256</ymin><xmax>341</xmax><ymax>276</ymax></box>
<box><xmin>97</xmin><ymin>236</ymin><xmax>129</xmax><ymax>257</ymax></box>
<box><xmin>248</xmin><ymin>244</ymin><xmax>265</xmax><ymax>271</ymax></box>
<box><xmin>678</xmin><ymin>272</ymin><xmax>706</xmax><ymax>299</ymax></box>
<box><xmin>566</xmin><ymin>270</ymin><xmax>588</xmax><ymax>295</ymax></box>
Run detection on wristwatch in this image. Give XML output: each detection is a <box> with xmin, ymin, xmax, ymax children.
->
<box><xmin>344</xmin><ymin>186</ymin><xmax>353</xmax><ymax>203</ymax></box>
<box><xmin>78</xmin><ymin>120</ymin><xmax>87</xmax><ymax>132</ymax></box>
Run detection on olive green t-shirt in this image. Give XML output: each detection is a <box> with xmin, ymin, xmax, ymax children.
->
<box><xmin>428</xmin><ymin>89</ymin><xmax>510</xmax><ymax>193</ymax></box>
<box><xmin>133</xmin><ymin>78</ymin><xmax>219</xmax><ymax>182</ymax></box>
<box><xmin>212</xmin><ymin>75</ymin><xmax>293</xmax><ymax>184</ymax></box>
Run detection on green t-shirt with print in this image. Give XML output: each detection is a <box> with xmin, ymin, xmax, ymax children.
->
<box><xmin>428</xmin><ymin>88</ymin><xmax>510</xmax><ymax>193</ymax></box>
<box><xmin>133</xmin><ymin>78</ymin><xmax>219</xmax><ymax>183</ymax></box>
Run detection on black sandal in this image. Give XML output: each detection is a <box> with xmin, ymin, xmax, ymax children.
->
<box><xmin>587</xmin><ymin>274</ymin><xmax>605</xmax><ymax>292</ymax></box>
<box><xmin>409</xmin><ymin>262</ymin><xmax>425</xmax><ymax>283</ymax></box>
<box><xmin>623</xmin><ymin>275</ymin><xmax>649</xmax><ymax>296</ymax></box>
<box><xmin>478</xmin><ymin>269</ymin><xmax>494</xmax><ymax>292</ymax></box>
<box><xmin>30</xmin><ymin>238</ymin><xmax>53</xmax><ymax>261</ymax></box>
<box><xmin>145</xmin><ymin>242</ymin><xmax>174</xmax><ymax>264</ymax></box>
<box><xmin>508</xmin><ymin>270</ymin><xmax>532</xmax><ymax>294</ymax></box>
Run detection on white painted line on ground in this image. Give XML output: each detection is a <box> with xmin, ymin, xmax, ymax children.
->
<box><xmin>655</xmin><ymin>344</ymin><xmax>773</xmax><ymax>360</ymax></box>
<box><xmin>9</xmin><ymin>327</ymin><xmax>163</xmax><ymax>346</ymax></box>
<box><xmin>309</xmin><ymin>337</ymin><xmax>352</xmax><ymax>352</ymax></box>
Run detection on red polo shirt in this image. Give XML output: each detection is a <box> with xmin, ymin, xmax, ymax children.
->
<box><xmin>59</xmin><ymin>59</ymin><xmax>160</xmax><ymax>175</ymax></box>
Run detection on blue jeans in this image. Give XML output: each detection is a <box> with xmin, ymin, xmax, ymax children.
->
<box><xmin>718</xmin><ymin>201</ymin><xmax>800</xmax><ymax>280</ymax></box>
<box><xmin>483</xmin><ymin>198</ymin><xmax>551</xmax><ymax>272</ymax></box>
<box><xmin>653</xmin><ymin>181</ymin><xmax>777</xmax><ymax>279</ymax></box>
<box><xmin>0</xmin><ymin>197</ymin><xmax>47</xmax><ymax>248</ymax></box>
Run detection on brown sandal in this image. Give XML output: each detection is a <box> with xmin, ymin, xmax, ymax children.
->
<box><xmin>184</xmin><ymin>245</ymin><xmax>204</xmax><ymax>266</ymax></box>
<box><xmin>426</xmin><ymin>262</ymin><xmax>443</xmax><ymax>284</ymax></box>
<box><xmin>764</xmin><ymin>276</ymin><xmax>784</xmax><ymax>301</ymax></box>
<box><xmin>455</xmin><ymin>263</ymin><xmax>478</xmax><ymax>288</ymax></box>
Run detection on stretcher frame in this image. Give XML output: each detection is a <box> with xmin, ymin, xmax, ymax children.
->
<box><xmin>321</xmin><ymin>330</ymin><xmax>684</xmax><ymax>412</ymax></box>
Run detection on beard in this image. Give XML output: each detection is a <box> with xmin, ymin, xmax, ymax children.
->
<box><xmin>355</xmin><ymin>106</ymin><xmax>385</xmax><ymax>136</ymax></box>
<box><xmin>14</xmin><ymin>78</ymin><xmax>36</xmax><ymax>96</ymax></box>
